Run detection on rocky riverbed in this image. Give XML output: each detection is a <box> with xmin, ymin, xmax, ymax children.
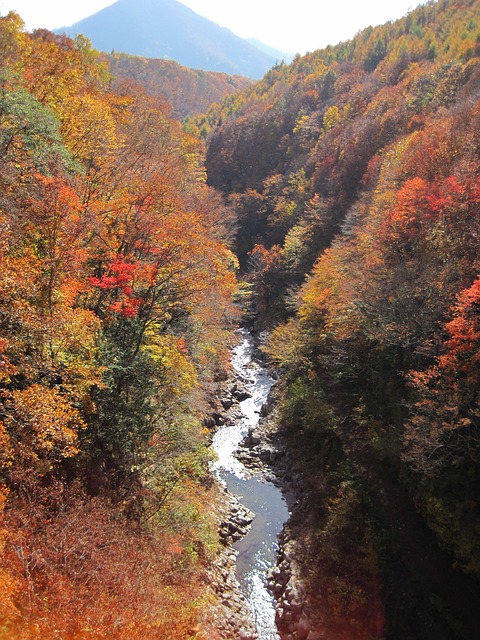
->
<box><xmin>205</xmin><ymin>322</ymin><xmax>480</xmax><ymax>640</ymax></box>
<box><xmin>204</xmin><ymin>331</ymin><xmax>324</xmax><ymax>640</ymax></box>
<box><xmin>207</xmin><ymin>486</ymin><xmax>259</xmax><ymax>640</ymax></box>
<box><xmin>236</xmin><ymin>392</ymin><xmax>326</xmax><ymax>640</ymax></box>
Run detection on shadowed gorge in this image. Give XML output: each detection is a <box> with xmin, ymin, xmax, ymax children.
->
<box><xmin>0</xmin><ymin>0</ymin><xmax>479</xmax><ymax>637</ymax></box>
<box><xmin>200</xmin><ymin>0</ymin><xmax>480</xmax><ymax>636</ymax></box>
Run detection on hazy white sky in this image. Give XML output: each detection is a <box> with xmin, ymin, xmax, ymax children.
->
<box><xmin>0</xmin><ymin>0</ymin><xmax>427</xmax><ymax>54</ymax></box>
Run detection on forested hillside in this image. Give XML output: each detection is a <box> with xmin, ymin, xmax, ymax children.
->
<box><xmin>106</xmin><ymin>52</ymin><xmax>252</xmax><ymax>120</ymax></box>
<box><xmin>1</xmin><ymin>0</ymin><xmax>480</xmax><ymax>638</ymax></box>
<box><xmin>202</xmin><ymin>0</ymin><xmax>480</xmax><ymax>636</ymax></box>
<box><xmin>0</xmin><ymin>13</ymin><xmax>238</xmax><ymax>638</ymax></box>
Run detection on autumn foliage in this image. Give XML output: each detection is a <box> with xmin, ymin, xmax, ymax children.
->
<box><xmin>0</xmin><ymin>12</ymin><xmax>237</xmax><ymax>638</ymax></box>
<box><xmin>204</xmin><ymin>0</ymin><xmax>480</xmax><ymax>635</ymax></box>
<box><xmin>1</xmin><ymin>0</ymin><xmax>480</xmax><ymax>637</ymax></box>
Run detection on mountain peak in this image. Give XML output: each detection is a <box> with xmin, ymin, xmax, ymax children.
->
<box><xmin>56</xmin><ymin>0</ymin><xmax>276</xmax><ymax>78</ymax></box>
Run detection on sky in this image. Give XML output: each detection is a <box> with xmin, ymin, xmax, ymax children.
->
<box><xmin>0</xmin><ymin>0</ymin><xmax>427</xmax><ymax>54</ymax></box>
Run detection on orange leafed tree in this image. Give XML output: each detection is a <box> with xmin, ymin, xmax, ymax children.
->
<box><xmin>0</xmin><ymin>15</ymin><xmax>237</xmax><ymax>639</ymax></box>
<box><xmin>404</xmin><ymin>276</ymin><xmax>480</xmax><ymax>476</ymax></box>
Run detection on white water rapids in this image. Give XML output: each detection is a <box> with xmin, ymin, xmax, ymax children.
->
<box><xmin>212</xmin><ymin>330</ymin><xmax>289</xmax><ymax>639</ymax></box>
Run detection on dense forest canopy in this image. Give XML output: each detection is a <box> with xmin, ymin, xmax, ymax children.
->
<box><xmin>105</xmin><ymin>52</ymin><xmax>252</xmax><ymax>120</ymax></box>
<box><xmin>200</xmin><ymin>0</ymin><xmax>480</xmax><ymax>636</ymax></box>
<box><xmin>0</xmin><ymin>0</ymin><xmax>479</xmax><ymax>638</ymax></box>
<box><xmin>0</xmin><ymin>12</ymin><xmax>238</xmax><ymax>638</ymax></box>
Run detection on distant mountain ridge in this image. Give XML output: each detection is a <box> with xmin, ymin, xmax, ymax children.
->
<box><xmin>105</xmin><ymin>52</ymin><xmax>252</xmax><ymax>120</ymax></box>
<box><xmin>56</xmin><ymin>0</ymin><xmax>283</xmax><ymax>78</ymax></box>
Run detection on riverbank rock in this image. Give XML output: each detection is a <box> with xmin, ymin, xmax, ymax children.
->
<box><xmin>207</xmin><ymin>488</ymin><xmax>258</xmax><ymax>640</ymax></box>
<box><xmin>219</xmin><ymin>502</ymin><xmax>254</xmax><ymax>544</ymax></box>
<box><xmin>207</xmin><ymin>329</ymin><xmax>325</xmax><ymax>640</ymax></box>
<box><xmin>202</xmin><ymin>373</ymin><xmax>255</xmax><ymax>434</ymax></box>
<box><xmin>231</xmin><ymin>382</ymin><xmax>252</xmax><ymax>402</ymax></box>
<box><xmin>235</xmin><ymin>388</ymin><xmax>328</xmax><ymax>640</ymax></box>
<box><xmin>220</xmin><ymin>397</ymin><xmax>234</xmax><ymax>410</ymax></box>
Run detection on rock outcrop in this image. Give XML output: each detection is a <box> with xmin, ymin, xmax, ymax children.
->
<box><xmin>207</xmin><ymin>487</ymin><xmax>258</xmax><ymax>639</ymax></box>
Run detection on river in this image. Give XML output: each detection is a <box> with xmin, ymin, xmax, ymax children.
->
<box><xmin>212</xmin><ymin>329</ymin><xmax>290</xmax><ymax>639</ymax></box>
